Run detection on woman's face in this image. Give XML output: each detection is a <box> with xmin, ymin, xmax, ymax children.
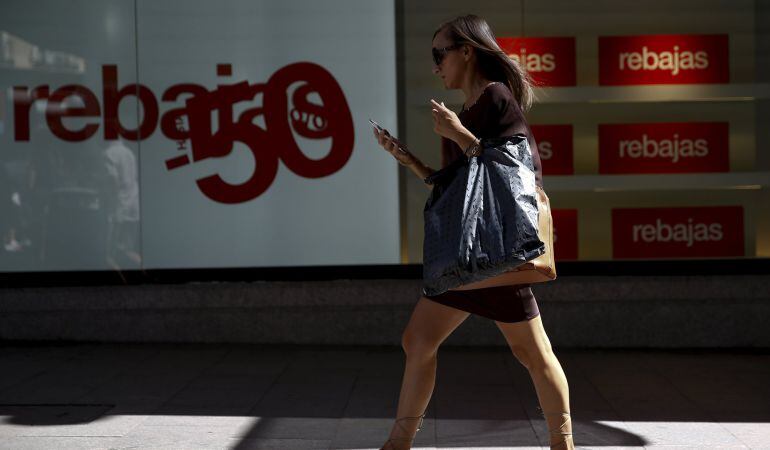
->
<box><xmin>432</xmin><ymin>28</ymin><xmax>466</xmax><ymax>89</ymax></box>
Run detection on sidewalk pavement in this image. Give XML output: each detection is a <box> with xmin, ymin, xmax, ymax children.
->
<box><xmin>0</xmin><ymin>342</ymin><xmax>768</xmax><ymax>449</ymax></box>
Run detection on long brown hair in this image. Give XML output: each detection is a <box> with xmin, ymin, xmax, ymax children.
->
<box><xmin>433</xmin><ymin>15</ymin><xmax>536</xmax><ymax>112</ymax></box>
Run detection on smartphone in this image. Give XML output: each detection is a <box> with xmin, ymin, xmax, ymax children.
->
<box><xmin>368</xmin><ymin>118</ymin><xmax>384</xmax><ymax>132</ymax></box>
<box><xmin>369</xmin><ymin>118</ymin><xmax>407</xmax><ymax>154</ymax></box>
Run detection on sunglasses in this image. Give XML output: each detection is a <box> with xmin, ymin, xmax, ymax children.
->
<box><xmin>432</xmin><ymin>43</ymin><xmax>462</xmax><ymax>66</ymax></box>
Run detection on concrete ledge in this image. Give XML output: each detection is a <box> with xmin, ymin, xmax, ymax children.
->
<box><xmin>1</xmin><ymin>275</ymin><xmax>768</xmax><ymax>347</ymax></box>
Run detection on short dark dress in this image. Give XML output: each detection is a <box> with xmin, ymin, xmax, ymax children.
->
<box><xmin>423</xmin><ymin>81</ymin><xmax>544</xmax><ymax>324</ymax></box>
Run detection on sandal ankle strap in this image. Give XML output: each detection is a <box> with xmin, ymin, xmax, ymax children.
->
<box><xmin>536</xmin><ymin>408</ymin><xmax>573</xmax><ymax>440</ymax></box>
<box><xmin>384</xmin><ymin>412</ymin><xmax>426</xmax><ymax>448</ymax></box>
<box><xmin>394</xmin><ymin>413</ymin><xmax>426</xmax><ymax>432</ymax></box>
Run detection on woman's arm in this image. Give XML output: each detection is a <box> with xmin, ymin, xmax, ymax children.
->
<box><xmin>407</xmin><ymin>130</ymin><xmax>480</xmax><ymax>192</ymax></box>
<box><xmin>404</xmin><ymin>157</ymin><xmax>435</xmax><ymax>190</ymax></box>
<box><xmin>452</xmin><ymin>128</ymin><xmax>481</xmax><ymax>157</ymax></box>
<box><xmin>372</xmin><ymin>126</ymin><xmax>436</xmax><ymax>190</ymax></box>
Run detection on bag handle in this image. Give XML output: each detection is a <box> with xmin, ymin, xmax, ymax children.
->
<box><xmin>423</xmin><ymin>133</ymin><xmax>529</xmax><ymax>186</ymax></box>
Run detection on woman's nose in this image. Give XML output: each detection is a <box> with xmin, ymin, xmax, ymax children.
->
<box><xmin>432</xmin><ymin>65</ymin><xmax>440</xmax><ymax>75</ymax></box>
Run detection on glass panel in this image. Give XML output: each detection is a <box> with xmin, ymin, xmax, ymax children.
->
<box><xmin>0</xmin><ymin>0</ymin><xmax>401</xmax><ymax>273</ymax></box>
<box><xmin>400</xmin><ymin>0</ymin><xmax>769</xmax><ymax>262</ymax></box>
<box><xmin>135</xmin><ymin>0</ymin><xmax>399</xmax><ymax>268</ymax></box>
<box><xmin>0</xmin><ymin>0</ymin><xmax>140</xmax><ymax>271</ymax></box>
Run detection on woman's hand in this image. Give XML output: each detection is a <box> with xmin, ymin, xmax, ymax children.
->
<box><xmin>430</xmin><ymin>99</ymin><xmax>466</xmax><ymax>141</ymax></box>
<box><xmin>372</xmin><ymin>126</ymin><xmax>416</xmax><ymax>166</ymax></box>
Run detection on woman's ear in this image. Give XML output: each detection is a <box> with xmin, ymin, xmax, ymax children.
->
<box><xmin>463</xmin><ymin>44</ymin><xmax>472</xmax><ymax>61</ymax></box>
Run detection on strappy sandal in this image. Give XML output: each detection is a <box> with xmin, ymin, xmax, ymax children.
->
<box><xmin>537</xmin><ymin>406</ymin><xmax>574</xmax><ymax>449</ymax></box>
<box><xmin>381</xmin><ymin>412</ymin><xmax>426</xmax><ymax>450</ymax></box>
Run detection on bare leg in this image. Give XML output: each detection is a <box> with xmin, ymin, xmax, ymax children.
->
<box><xmin>381</xmin><ymin>296</ymin><xmax>471</xmax><ymax>450</ymax></box>
<box><xmin>496</xmin><ymin>314</ymin><xmax>574</xmax><ymax>450</ymax></box>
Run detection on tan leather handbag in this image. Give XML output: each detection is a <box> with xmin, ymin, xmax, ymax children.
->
<box><xmin>451</xmin><ymin>185</ymin><xmax>557</xmax><ymax>290</ymax></box>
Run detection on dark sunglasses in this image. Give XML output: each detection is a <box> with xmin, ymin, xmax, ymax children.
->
<box><xmin>432</xmin><ymin>43</ymin><xmax>462</xmax><ymax>66</ymax></box>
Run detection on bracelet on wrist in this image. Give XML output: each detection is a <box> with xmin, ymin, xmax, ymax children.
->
<box><xmin>463</xmin><ymin>138</ymin><xmax>482</xmax><ymax>158</ymax></box>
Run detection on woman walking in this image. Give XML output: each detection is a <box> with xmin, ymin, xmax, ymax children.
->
<box><xmin>372</xmin><ymin>15</ymin><xmax>574</xmax><ymax>450</ymax></box>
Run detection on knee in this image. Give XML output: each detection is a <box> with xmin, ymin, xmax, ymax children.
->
<box><xmin>511</xmin><ymin>344</ymin><xmax>555</xmax><ymax>372</ymax></box>
<box><xmin>401</xmin><ymin>330</ymin><xmax>439</xmax><ymax>362</ymax></box>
